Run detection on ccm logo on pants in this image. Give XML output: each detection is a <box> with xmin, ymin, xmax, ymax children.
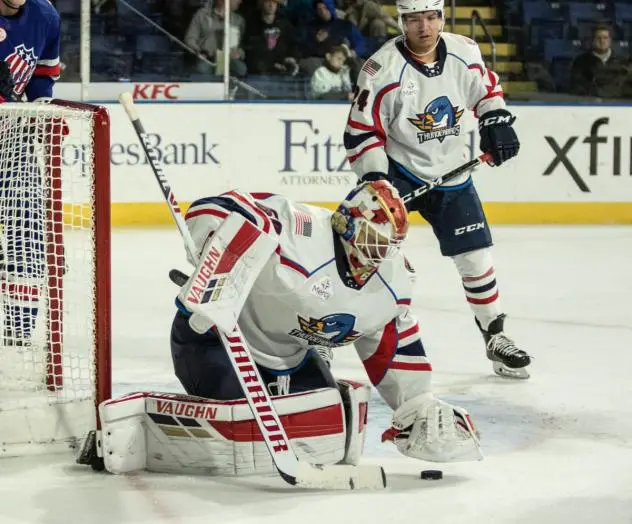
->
<box><xmin>454</xmin><ymin>222</ymin><xmax>484</xmax><ymax>235</ymax></box>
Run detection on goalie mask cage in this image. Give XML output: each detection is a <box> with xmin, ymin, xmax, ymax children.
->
<box><xmin>0</xmin><ymin>100</ymin><xmax>111</xmax><ymax>457</ymax></box>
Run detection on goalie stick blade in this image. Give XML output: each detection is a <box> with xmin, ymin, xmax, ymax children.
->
<box><xmin>293</xmin><ymin>463</ymin><xmax>387</xmax><ymax>490</ymax></box>
<box><xmin>76</xmin><ymin>430</ymin><xmax>105</xmax><ymax>471</ymax></box>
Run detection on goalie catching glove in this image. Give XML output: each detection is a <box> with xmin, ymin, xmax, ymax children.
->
<box><xmin>381</xmin><ymin>392</ymin><xmax>483</xmax><ymax>462</ymax></box>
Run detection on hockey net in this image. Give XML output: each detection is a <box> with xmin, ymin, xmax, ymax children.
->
<box><xmin>0</xmin><ymin>100</ymin><xmax>111</xmax><ymax>457</ymax></box>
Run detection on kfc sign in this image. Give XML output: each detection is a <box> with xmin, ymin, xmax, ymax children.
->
<box><xmin>132</xmin><ymin>83</ymin><xmax>180</xmax><ymax>100</ymax></box>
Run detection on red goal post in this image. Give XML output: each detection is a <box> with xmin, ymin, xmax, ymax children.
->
<box><xmin>0</xmin><ymin>99</ymin><xmax>111</xmax><ymax>457</ymax></box>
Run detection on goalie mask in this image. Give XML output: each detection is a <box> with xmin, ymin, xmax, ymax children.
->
<box><xmin>332</xmin><ymin>180</ymin><xmax>409</xmax><ymax>269</ymax></box>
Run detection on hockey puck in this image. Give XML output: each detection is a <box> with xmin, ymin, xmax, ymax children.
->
<box><xmin>420</xmin><ymin>469</ymin><xmax>443</xmax><ymax>480</ymax></box>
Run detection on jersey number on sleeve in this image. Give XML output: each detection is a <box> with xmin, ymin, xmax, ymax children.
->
<box><xmin>351</xmin><ymin>86</ymin><xmax>370</xmax><ymax>112</ymax></box>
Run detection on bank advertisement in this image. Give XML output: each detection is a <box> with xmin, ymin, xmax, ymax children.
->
<box><xmin>59</xmin><ymin>102</ymin><xmax>632</xmax><ymax>215</ymax></box>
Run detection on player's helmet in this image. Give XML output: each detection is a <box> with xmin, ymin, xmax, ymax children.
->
<box><xmin>332</xmin><ymin>180</ymin><xmax>409</xmax><ymax>268</ymax></box>
<box><xmin>396</xmin><ymin>0</ymin><xmax>444</xmax><ymax>17</ymax></box>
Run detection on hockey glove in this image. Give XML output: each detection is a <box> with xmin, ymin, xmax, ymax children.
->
<box><xmin>381</xmin><ymin>392</ymin><xmax>483</xmax><ymax>463</ymax></box>
<box><xmin>479</xmin><ymin>109</ymin><xmax>520</xmax><ymax>166</ymax></box>
<box><xmin>0</xmin><ymin>61</ymin><xmax>14</xmax><ymax>103</ymax></box>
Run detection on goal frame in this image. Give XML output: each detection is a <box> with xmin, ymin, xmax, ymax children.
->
<box><xmin>0</xmin><ymin>99</ymin><xmax>112</xmax><ymax>457</ymax></box>
<box><xmin>45</xmin><ymin>100</ymin><xmax>111</xmax><ymax>404</ymax></box>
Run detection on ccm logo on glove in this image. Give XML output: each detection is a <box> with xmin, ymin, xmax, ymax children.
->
<box><xmin>479</xmin><ymin>113</ymin><xmax>515</xmax><ymax>127</ymax></box>
<box><xmin>478</xmin><ymin>109</ymin><xmax>520</xmax><ymax>167</ymax></box>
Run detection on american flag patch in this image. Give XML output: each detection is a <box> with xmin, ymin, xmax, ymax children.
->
<box><xmin>362</xmin><ymin>58</ymin><xmax>382</xmax><ymax>76</ymax></box>
<box><xmin>294</xmin><ymin>210</ymin><xmax>313</xmax><ymax>237</ymax></box>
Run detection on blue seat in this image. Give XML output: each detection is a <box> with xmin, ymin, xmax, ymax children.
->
<box><xmin>522</xmin><ymin>0</ymin><xmax>565</xmax><ymax>24</ymax></box>
<box><xmin>55</xmin><ymin>0</ymin><xmax>80</xmax><ymax>15</ymax></box>
<box><xmin>614</xmin><ymin>2</ymin><xmax>632</xmax><ymax>22</ymax></box>
<box><xmin>529</xmin><ymin>20</ymin><xmax>567</xmax><ymax>48</ymax></box>
<box><xmin>566</xmin><ymin>2</ymin><xmax>608</xmax><ymax>27</ymax></box>
<box><xmin>522</xmin><ymin>1</ymin><xmax>567</xmax><ymax>51</ymax></box>
<box><xmin>612</xmin><ymin>40</ymin><xmax>631</xmax><ymax>61</ymax></box>
<box><xmin>135</xmin><ymin>34</ymin><xmax>172</xmax><ymax>55</ymax></box>
<box><xmin>543</xmin><ymin>38</ymin><xmax>580</xmax><ymax>64</ymax></box>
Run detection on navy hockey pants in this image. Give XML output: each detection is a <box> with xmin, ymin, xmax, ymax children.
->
<box><xmin>171</xmin><ymin>311</ymin><xmax>338</xmax><ymax>401</ymax></box>
<box><xmin>386</xmin><ymin>161</ymin><xmax>493</xmax><ymax>257</ymax></box>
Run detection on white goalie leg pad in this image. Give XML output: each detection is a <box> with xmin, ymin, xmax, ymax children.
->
<box><xmin>100</xmin><ymin>393</ymin><xmax>148</xmax><ymax>474</ymax></box>
<box><xmin>177</xmin><ymin>212</ymin><xmax>278</xmax><ymax>334</ymax></box>
<box><xmin>382</xmin><ymin>392</ymin><xmax>483</xmax><ymax>463</ymax></box>
<box><xmin>99</xmin><ymin>388</ymin><xmax>348</xmax><ymax>476</ymax></box>
<box><xmin>337</xmin><ymin>379</ymin><xmax>372</xmax><ymax>466</ymax></box>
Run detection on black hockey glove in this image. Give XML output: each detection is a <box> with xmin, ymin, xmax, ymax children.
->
<box><xmin>479</xmin><ymin>109</ymin><xmax>520</xmax><ymax>166</ymax></box>
<box><xmin>0</xmin><ymin>61</ymin><xmax>14</xmax><ymax>103</ymax></box>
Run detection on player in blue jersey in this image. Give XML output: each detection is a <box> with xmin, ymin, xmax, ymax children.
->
<box><xmin>0</xmin><ymin>0</ymin><xmax>61</xmax><ymax>346</ymax></box>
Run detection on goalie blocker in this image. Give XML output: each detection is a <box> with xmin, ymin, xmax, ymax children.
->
<box><xmin>96</xmin><ymin>380</ymin><xmax>371</xmax><ymax>475</ymax></box>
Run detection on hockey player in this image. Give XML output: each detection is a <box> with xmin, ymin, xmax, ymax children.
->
<box><xmin>0</xmin><ymin>0</ymin><xmax>61</xmax><ymax>345</ymax></box>
<box><xmin>96</xmin><ymin>181</ymin><xmax>482</xmax><ymax>477</ymax></box>
<box><xmin>343</xmin><ymin>0</ymin><xmax>531</xmax><ymax>378</ymax></box>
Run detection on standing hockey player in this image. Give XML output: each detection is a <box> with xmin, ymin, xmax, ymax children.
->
<box><xmin>96</xmin><ymin>182</ymin><xmax>482</xmax><ymax>476</ymax></box>
<box><xmin>343</xmin><ymin>0</ymin><xmax>531</xmax><ymax>378</ymax></box>
<box><xmin>0</xmin><ymin>0</ymin><xmax>61</xmax><ymax>345</ymax></box>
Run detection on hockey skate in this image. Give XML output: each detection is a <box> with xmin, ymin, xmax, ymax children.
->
<box><xmin>476</xmin><ymin>314</ymin><xmax>531</xmax><ymax>379</ymax></box>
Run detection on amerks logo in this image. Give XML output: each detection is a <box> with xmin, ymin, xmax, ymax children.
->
<box><xmin>408</xmin><ymin>96</ymin><xmax>464</xmax><ymax>144</ymax></box>
<box><xmin>5</xmin><ymin>44</ymin><xmax>37</xmax><ymax>95</ymax></box>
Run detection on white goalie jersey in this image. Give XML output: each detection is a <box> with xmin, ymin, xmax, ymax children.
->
<box><xmin>181</xmin><ymin>191</ymin><xmax>432</xmax><ymax>410</ymax></box>
<box><xmin>344</xmin><ymin>32</ymin><xmax>506</xmax><ymax>186</ymax></box>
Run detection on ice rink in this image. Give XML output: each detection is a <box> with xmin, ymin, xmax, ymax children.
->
<box><xmin>1</xmin><ymin>224</ymin><xmax>631</xmax><ymax>524</ymax></box>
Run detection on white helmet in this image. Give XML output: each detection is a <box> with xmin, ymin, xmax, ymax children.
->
<box><xmin>396</xmin><ymin>0</ymin><xmax>444</xmax><ymax>17</ymax></box>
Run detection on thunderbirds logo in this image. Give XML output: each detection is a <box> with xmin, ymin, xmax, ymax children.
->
<box><xmin>289</xmin><ymin>313</ymin><xmax>361</xmax><ymax>348</ymax></box>
<box><xmin>408</xmin><ymin>96</ymin><xmax>464</xmax><ymax>144</ymax></box>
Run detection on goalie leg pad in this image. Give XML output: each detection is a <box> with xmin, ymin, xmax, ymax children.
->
<box><xmin>100</xmin><ymin>394</ymin><xmax>148</xmax><ymax>474</ymax></box>
<box><xmin>337</xmin><ymin>379</ymin><xmax>371</xmax><ymax>466</ymax></box>
<box><xmin>99</xmin><ymin>388</ymin><xmax>349</xmax><ymax>476</ymax></box>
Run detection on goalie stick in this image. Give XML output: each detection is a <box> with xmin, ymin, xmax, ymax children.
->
<box><xmin>118</xmin><ymin>92</ymin><xmax>386</xmax><ymax>491</ymax></box>
<box><xmin>402</xmin><ymin>153</ymin><xmax>492</xmax><ymax>204</ymax></box>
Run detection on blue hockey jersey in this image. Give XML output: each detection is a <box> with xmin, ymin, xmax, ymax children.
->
<box><xmin>0</xmin><ymin>0</ymin><xmax>60</xmax><ymax>101</ymax></box>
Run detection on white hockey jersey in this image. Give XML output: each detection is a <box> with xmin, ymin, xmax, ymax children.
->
<box><xmin>180</xmin><ymin>191</ymin><xmax>432</xmax><ymax>410</ymax></box>
<box><xmin>344</xmin><ymin>32</ymin><xmax>506</xmax><ymax>187</ymax></box>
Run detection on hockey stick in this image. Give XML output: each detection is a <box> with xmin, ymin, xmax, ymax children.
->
<box><xmin>118</xmin><ymin>92</ymin><xmax>386</xmax><ymax>491</ymax></box>
<box><xmin>402</xmin><ymin>153</ymin><xmax>492</xmax><ymax>204</ymax></box>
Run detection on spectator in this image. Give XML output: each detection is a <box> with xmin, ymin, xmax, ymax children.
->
<box><xmin>184</xmin><ymin>0</ymin><xmax>248</xmax><ymax>78</ymax></box>
<box><xmin>345</xmin><ymin>0</ymin><xmax>398</xmax><ymax>41</ymax></box>
<box><xmin>570</xmin><ymin>24</ymin><xmax>630</xmax><ymax>98</ymax></box>
<box><xmin>310</xmin><ymin>44</ymin><xmax>353</xmax><ymax>99</ymax></box>
<box><xmin>243</xmin><ymin>0</ymin><xmax>300</xmax><ymax>76</ymax></box>
<box><xmin>300</xmin><ymin>0</ymin><xmax>366</xmax><ymax>79</ymax></box>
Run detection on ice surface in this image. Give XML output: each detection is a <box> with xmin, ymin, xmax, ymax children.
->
<box><xmin>1</xmin><ymin>225</ymin><xmax>631</xmax><ymax>524</ymax></box>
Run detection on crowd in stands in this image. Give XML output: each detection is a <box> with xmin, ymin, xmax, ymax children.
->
<box><xmin>52</xmin><ymin>0</ymin><xmax>632</xmax><ymax>101</ymax></box>
<box><xmin>510</xmin><ymin>0</ymin><xmax>632</xmax><ymax>98</ymax></box>
<box><xmin>56</xmin><ymin>0</ymin><xmax>398</xmax><ymax>99</ymax></box>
